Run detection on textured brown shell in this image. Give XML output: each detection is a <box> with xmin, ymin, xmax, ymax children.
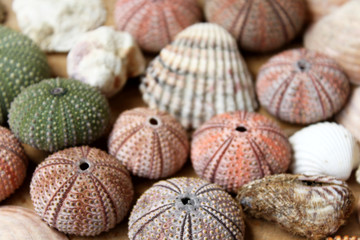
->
<box><xmin>108</xmin><ymin>107</ymin><xmax>189</xmax><ymax>179</ymax></box>
<box><xmin>30</xmin><ymin>146</ymin><xmax>134</xmax><ymax>236</ymax></box>
<box><xmin>256</xmin><ymin>48</ymin><xmax>350</xmax><ymax>124</ymax></box>
<box><xmin>204</xmin><ymin>0</ymin><xmax>306</xmax><ymax>52</ymax></box>
<box><xmin>128</xmin><ymin>177</ymin><xmax>245</xmax><ymax>240</ymax></box>
<box><xmin>0</xmin><ymin>126</ymin><xmax>27</xmax><ymax>202</ymax></box>
<box><xmin>191</xmin><ymin>111</ymin><xmax>291</xmax><ymax>193</ymax></box>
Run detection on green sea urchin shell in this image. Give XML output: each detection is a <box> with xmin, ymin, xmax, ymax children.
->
<box><xmin>8</xmin><ymin>78</ymin><xmax>110</xmax><ymax>152</ymax></box>
<box><xmin>0</xmin><ymin>26</ymin><xmax>51</xmax><ymax>125</ymax></box>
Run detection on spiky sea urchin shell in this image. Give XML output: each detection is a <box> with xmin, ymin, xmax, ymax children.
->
<box><xmin>8</xmin><ymin>78</ymin><xmax>110</xmax><ymax>152</ymax></box>
<box><xmin>0</xmin><ymin>26</ymin><xmax>51</xmax><ymax>125</ymax></box>
<box><xmin>256</xmin><ymin>48</ymin><xmax>350</xmax><ymax>124</ymax></box>
<box><xmin>191</xmin><ymin>111</ymin><xmax>291</xmax><ymax>193</ymax></box>
<box><xmin>30</xmin><ymin>146</ymin><xmax>134</xmax><ymax>236</ymax></box>
<box><xmin>114</xmin><ymin>0</ymin><xmax>202</xmax><ymax>53</ymax></box>
<box><xmin>108</xmin><ymin>108</ymin><xmax>189</xmax><ymax>179</ymax></box>
<box><xmin>129</xmin><ymin>177</ymin><xmax>245</xmax><ymax>240</ymax></box>
<box><xmin>0</xmin><ymin>126</ymin><xmax>27</xmax><ymax>202</ymax></box>
<box><xmin>237</xmin><ymin>174</ymin><xmax>355</xmax><ymax>240</ymax></box>
<box><xmin>204</xmin><ymin>0</ymin><xmax>306</xmax><ymax>52</ymax></box>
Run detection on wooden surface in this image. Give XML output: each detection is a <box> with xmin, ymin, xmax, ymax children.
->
<box><xmin>2</xmin><ymin>0</ymin><xmax>360</xmax><ymax>239</ymax></box>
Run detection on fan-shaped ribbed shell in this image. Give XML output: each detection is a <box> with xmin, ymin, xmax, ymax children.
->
<box><xmin>306</xmin><ymin>0</ymin><xmax>349</xmax><ymax>22</ymax></box>
<box><xmin>256</xmin><ymin>48</ymin><xmax>350</xmax><ymax>124</ymax></box>
<box><xmin>191</xmin><ymin>111</ymin><xmax>291</xmax><ymax>193</ymax></box>
<box><xmin>290</xmin><ymin>122</ymin><xmax>360</xmax><ymax>180</ymax></box>
<box><xmin>141</xmin><ymin>23</ymin><xmax>258</xmax><ymax>130</ymax></box>
<box><xmin>128</xmin><ymin>177</ymin><xmax>245</xmax><ymax>240</ymax></box>
<box><xmin>108</xmin><ymin>108</ymin><xmax>189</xmax><ymax>179</ymax></box>
<box><xmin>0</xmin><ymin>126</ymin><xmax>27</xmax><ymax>202</ymax></box>
<box><xmin>114</xmin><ymin>0</ymin><xmax>202</xmax><ymax>53</ymax></box>
<box><xmin>305</xmin><ymin>1</ymin><xmax>360</xmax><ymax>84</ymax></box>
<box><xmin>0</xmin><ymin>206</ymin><xmax>68</xmax><ymax>240</ymax></box>
<box><xmin>204</xmin><ymin>0</ymin><xmax>306</xmax><ymax>52</ymax></box>
<box><xmin>30</xmin><ymin>146</ymin><xmax>134</xmax><ymax>236</ymax></box>
<box><xmin>237</xmin><ymin>174</ymin><xmax>355</xmax><ymax>240</ymax></box>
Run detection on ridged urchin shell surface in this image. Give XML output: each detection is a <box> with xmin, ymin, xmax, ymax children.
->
<box><xmin>256</xmin><ymin>48</ymin><xmax>350</xmax><ymax>124</ymax></box>
<box><xmin>191</xmin><ymin>111</ymin><xmax>291</xmax><ymax>193</ymax></box>
<box><xmin>205</xmin><ymin>0</ymin><xmax>306</xmax><ymax>52</ymax></box>
<box><xmin>141</xmin><ymin>23</ymin><xmax>258</xmax><ymax>129</ymax></box>
<box><xmin>128</xmin><ymin>177</ymin><xmax>245</xmax><ymax>240</ymax></box>
<box><xmin>114</xmin><ymin>0</ymin><xmax>202</xmax><ymax>53</ymax></box>
<box><xmin>108</xmin><ymin>108</ymin><xmax>189</xmax><ymax>179</ymax></box>
<box><xmin>8</xmin><ymin>78</ymin><xmax>110</xmax><ymax>152</ymax></box>
<box><xmin>30</xmin><ymin>146</ymin><xmax>134</xmax><ymax>236</ymax></box>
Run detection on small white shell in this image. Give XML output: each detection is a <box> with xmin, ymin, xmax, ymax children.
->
<box><xmin>67</xmin><ymin>26</ymin><xmax>145</xmax><ymax>97</ymax></box>
<box><xmin>290</xmin><ymin>122</ymin><xmax>360</xmax><ymax>180</ymax></box>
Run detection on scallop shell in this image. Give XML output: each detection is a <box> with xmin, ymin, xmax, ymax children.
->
<box><xmin>0</xmin><ymin>206</ymin><xmax>68</xmax><ymax>239</ymax></box>
<box><xmin>290</xmin><ymin>122</ymin><xmax>360</xmax><ymax>180</ymax></box>
<box><xmin>204</xmin><ymin>0</ymin><xmax>306</xmax><ymax>52</ymax></box>
<box><xmin>306</xmin><ymin>0</ymin><xmax>349</xmax><ymax>22</ymax></box>
<box><xmin>141</xmin><ymin>23</ymin><xmax>258</xmax><ymax>130</ymax></box>
<box><xmin>237</xmin><ymin>174</ymin><xmax>355</xmax><ymax>240</ymax></box>
<box><xmin>304</xmin><ymin>0</ymin><xmax>360</xmax><ymax>84</ymax></box>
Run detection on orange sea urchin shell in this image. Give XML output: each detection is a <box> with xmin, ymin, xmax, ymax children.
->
<box><xmin>0</xmin><ymin>126</ymin><xmax>27</xmax><ymax>202</ymax></box>
<box><xmin>256</xmin><ymin>48</ymin><xmax>350</xmax><ymax>124</ymax></box>
<box><xmin>30</xmin><ymin>146</ymin><xmax>134</xmax><ymax>236</ymax></box>
<box><xmin>191</xmin><ymin>111</ymin><xmax>291</xmax><ymax>193</ymax></box>
<box><xmin>108</xmin><ymin>108</ymin><xmax>189</xmax><ymax>179</ymax></box>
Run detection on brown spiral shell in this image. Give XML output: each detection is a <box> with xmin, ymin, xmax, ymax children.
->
<box><xmin>0</xmin><ymin>126</ymin><xmax>27</xmax><ymax>202</ymax></box>
<box><xmin>30</xmin><ymin>146</ymin><xmax>134</xmax><ymax>236</ymax></box>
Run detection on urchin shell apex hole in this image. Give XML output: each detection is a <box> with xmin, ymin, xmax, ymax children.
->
<box><xmin>50</xmin><ymin>87</ymin><xmax>67</xmax><ymax>96</ymax></box>
<box><xmin>296</xmin><ymin>59</ymin><xmax>310</xmax><ymax>72</ymax></box>
<box><xmin>181</xmin><ymin>197</ymin><xmax>192</xmax><ymax>205</ymax></box>
<box><xmin>79</xmin><ymin>162</ymin><xmax>89</xmax><ymax>171</ymax></box>
<box><xmin>235</xmin><ymin>126</ymin><xmax>247</xmax><ymax>132</ymax></box>
<box><xmin>149</xmin><ymin>118</ymin><xmax>158</xmax><ymax>126</ymax></box>
<box><xmin>146</xmin><ymin>116</ymin><xmax>162</xmax><ymax>128</ymax></box>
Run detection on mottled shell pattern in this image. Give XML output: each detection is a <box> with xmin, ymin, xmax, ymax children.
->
<box><xmin>191</xmin><ymin>111</ymin><xmax>291</xmax><ymax>193</ymax></box>
<box><xmin>108</xmin><ymin>107</ymin><xmax>189</xmax><ymax>179</ymax></box>
<box><xmin>256</xmin><ymin>48</ymin><xmax>350</xmax><ymax>124</ymax></box>
<box><xmin>0</xmin><ymin>206</ymin><xmax>68</xmax><ymax>240</ymax></box>
<box><xmin>204</xmin><ymin>0</ymin><xmax>306</xmax><ymax>52</ymax></box>
<box><xmin>237</xmin><ymin>174</ymin><xmax>355</xmax><ymax>240</ymax></box>
<box><xmin>290</xmin><ymin>122</ymin><xmax>360</xmax><ymax>180</ymax></box>
<box><xmin>114</xmin><ymin>0</ymin><xmax>202</xmax><ymax>53</ymax></box>
<box><xmin>326</xmin><ymin>236</ymin><xmax>360</xmax><ymax>240</ymax></box>
<box><xmin>141</xmin><ymin>23</ymin><xmax>258</xmax><ymax>130</ymax></box>
<box><xmin>30</xmin><ymin>146</ymin><xmax>134</xmax><ymax>236</ymax></box>
<box><xmin>305</xmin><ymin>0</ymin><xmax>360</xmax><ymax>84</ymax></box>
<box><xmin>128</xmin><ymin>177</ymin><xmax>245</xmax><ymax>240</ymax></box>
<box><xmin>306</xmin><ymin>0</ymin><xmax>349</xmax><ymax>22</ymax></box>
<box><xmin>0</xmin><ymin>126</ymin><xmax>27</xmax><ymax>202</ymax></box>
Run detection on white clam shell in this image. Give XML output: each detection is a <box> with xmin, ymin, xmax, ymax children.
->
<box><xmin>290</xmin><ymin>122</ymin><xmax>360</xmax><ymax>180</ymax></box>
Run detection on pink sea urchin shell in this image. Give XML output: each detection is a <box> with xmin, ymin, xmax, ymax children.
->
<box><xmin>108</xmin><ymin>107</ymin><xmax>189</xmax><ymax>179</ymax></box>
<box><xmin>30</xmin><ymin>146</ymin><xmax>134</xmax><ymax>236</ymax></box>
<box><xmin>114</xmin><ymin>0</ymin><xmax>202</xmax><ymax>53</ymax></box>
<box><xmin>128</xmin><ymin>177</ymin><xmax>245</xmax><ymax>240</ymax></box>
<box><xmin>191</xmin><ymin>111</ymin><xmax>291</xmax><ymax>193</ymax></box>
<box><xmin>256</xmin><ymin>48</ymin><xmax>350</xmax><ymax>124</ymax></box>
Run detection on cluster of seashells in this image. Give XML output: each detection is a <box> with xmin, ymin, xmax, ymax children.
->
<box><xmin>1</xmin><ymin>0</ymin><xmax>360</xmax><ymax>240</ymax></box>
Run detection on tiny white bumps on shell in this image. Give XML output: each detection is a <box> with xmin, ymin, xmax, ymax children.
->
<box><xmin>13</xmin><ymin>0</ymin><xmax>106</xmax><ymax>52</ymax></box>
<box><xmin>290</xmin><ymin>122</ymin><xmax>360</xmax><ymax>180</ymax></box>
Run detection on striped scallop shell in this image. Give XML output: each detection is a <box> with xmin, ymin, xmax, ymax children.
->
<box><xmin>141</xmin><ymin>23</ymin><xmax>258</xmax><ymax>130</ymax></box>
<box><xmin>290</xmin><ymin>122</ymin><xmax>360</xmax><ymax>180</ymax></box>
<box><xmin>306</xmin><ymin>0</ymin><xmax>349</xmax><ymax>22</ymax></box>
<box><xmin>114</xmin><ymin>0</ymin><xmax>202</xmax><ymax>53</ymax></box>
<box><xmin>0</xmin><ymin>206</ymin><xmax>68</xmax><ymax>240</ymax></box>
<box><xmin>256</xmin><ymin>48</ymin><xmax>350</xmax><ymax>124</ymax></box>
<box><xmin>237</xmin><ymin>174</ymin><xmax>355</xmax><ymax>239</ymax></box>
<box><xmin>204</xmin><ymin>0</ymin><xmax>306</xmax><ymax>52</ymax></box>
<box><xmin>305</xmin><ymin>0</ymin><xmax>360</xmax><ymax>84</ymax></box>
<box><xmin>108</xmin><ymin>108</ymin><xmax>189</xmax><ymax>179</ymax></box>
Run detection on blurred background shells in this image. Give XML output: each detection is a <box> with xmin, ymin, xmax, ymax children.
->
<box><xmin>290</xmin><ymin>122</ymin><xmax>360</xmax><ymax>180</ymax></box>
<box><xmin>114</xmin><ymin>0</ymin><xmax>202</xmax><ymax>53</ymax></box>
<box><xmin>256</xmin><ymin>48</ymin><xmax>350</xmax><ymax>124</ymax></box>
<box><xmin>204</xmin><ymin>0</ymin><xmax>306</xmax><ymax>52</ymax></box>
<box><xmin>191</xmin><ymin>111</ymin><xmax>291</xmax><ymax>193</ymax></box>
<box><xmin>0</xmin><ymin>206</ymin><xmax>68</xmax><ymax>240</ymax></box>
<box><xmin>141</xmin><ymin>23</ymin><xmax>258</xmax><ymax>130</ymax></box>
<box><xmin>306</xmin><ymin>0</ymin><xmax>349</xmax><ymax>22</ymax></box>
<box><xmin>305</xmin><ymin>0</ymin><xmax>360</xmax><ymax>84</ymax></box>
<box><xmin>108</xmin><ymin>107</ymin><xmax>189</xmax><ymax>179</ymax></box>
<box><xmin>237</xmin><ymin>174</ymin><xmax>355</xmax><ymax>239</ymax></box>
<box><xmin>0</xmin><ymin>1</ymin><xmax>6</xmax><ymax>23</ymax></box>
<box><xmin>326</xmin><ymin>237</ymin><xmax>360</xmax><ymax>240</ymax></box>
